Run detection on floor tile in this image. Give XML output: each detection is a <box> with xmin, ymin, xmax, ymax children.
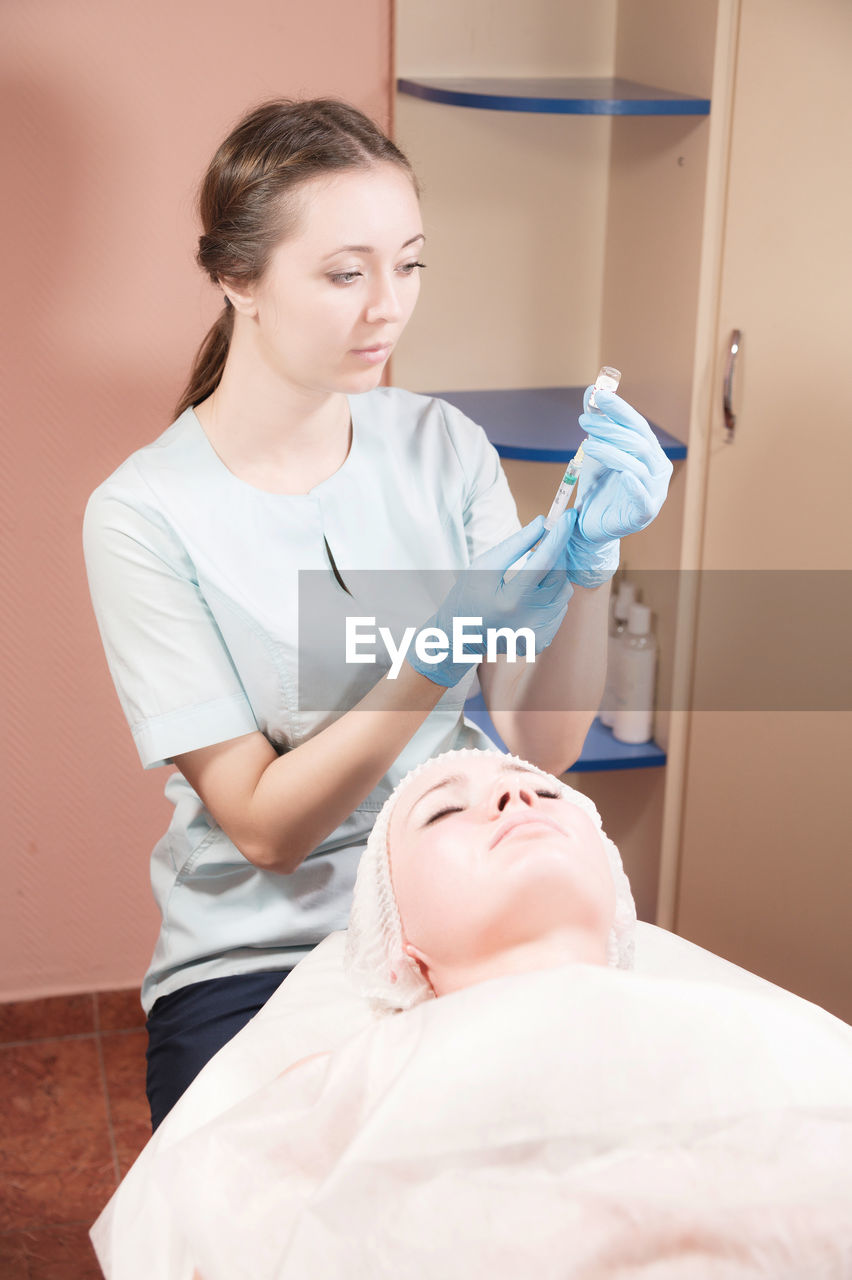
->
<box><xmin>0</xmin><ymin>995</ymin><xmax>96</xmax><ymax>1045</ymax></box>
<box><xmin>100</xmin><ymin>1032</ymin><xmax>151</xmax><ymax>1175</ymax></box>
<box><xmin>0</xmin><ymin>1223</ymin><xmax>103</xmax><ymax>1279</ymax></box>
<box><xmin>0</xmin><ymin>1039</ymin><xmax>116</xmax><ymax>1231</ymax></box>
<box><xmin>95</xmin><ymin>990</ymin><xmax>146</xmax><ymax>1033</ymax></box>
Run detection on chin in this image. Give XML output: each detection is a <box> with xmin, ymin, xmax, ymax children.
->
<box><xmin>341</xmin><ymin>349</ymin><xmax>393</xmax><ymax>383</ymax></box>
<box><xmin>353</xmin><ymin>365</ymin><xmax>390</xmax><ymax>391</ymax></box>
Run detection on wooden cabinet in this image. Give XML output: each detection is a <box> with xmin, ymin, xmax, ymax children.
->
<box><xmin>668</xmin><ymin>0</ymin><xmax>852</xmax><ymax>1022</ymax></box>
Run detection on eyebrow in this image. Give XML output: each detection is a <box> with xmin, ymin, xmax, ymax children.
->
<box><xmin>322</xmin><ymin>233</ymin><xmax>425</xmax><ymax>260</ymax></box>
<box><xmin>407</xmin><ymin>763</ymin><xmax>548</xmax><ymax>821</ymax></box>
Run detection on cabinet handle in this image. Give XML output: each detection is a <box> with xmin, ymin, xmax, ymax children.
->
<box><xmin>723</xmin><ymin>329</ymin><xmax>741</xmax><ymax>442</ymax></box>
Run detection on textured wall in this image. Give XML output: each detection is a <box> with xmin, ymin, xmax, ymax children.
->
<box><xmin>0</xmin><ymin>0</ymin><xmax>392</xmax><ymax>1000</ymax></box>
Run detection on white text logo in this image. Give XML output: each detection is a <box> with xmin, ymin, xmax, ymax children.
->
<box><xmin>345</xmin><ymin>616</ymin><xmax>535</xmax><ymax>679</ymax></box>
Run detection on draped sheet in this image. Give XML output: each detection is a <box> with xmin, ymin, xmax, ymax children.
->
<box><xmin>91</xmin><ymin>928</ymin><xmax>852</xmax><ymax>1279</ymax></box>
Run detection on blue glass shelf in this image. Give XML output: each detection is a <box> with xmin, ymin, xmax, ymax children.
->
<box><xmin>464</xmin><ymin>692</ymin><xmax>666</xmax><ymax>772</ymax></box>
<box><xmin>398</xmin><ymin>76</ymin><xmax>710</xmax><ymax>117</ymax></box>
<box><xmin>425</xmin><ymin>387</ymin><xmax>687</xmax><ymax>463</ymax></box>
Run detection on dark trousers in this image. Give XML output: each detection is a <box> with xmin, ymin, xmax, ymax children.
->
<box><xmin>145</xmin><ymin>969</ymin><xmax>292</xmax><ymax>1130</ymax></box>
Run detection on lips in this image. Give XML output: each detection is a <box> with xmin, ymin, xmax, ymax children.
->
<box><xmin>351</xmin><ymin>342</ymin><xmax>392</xmax><ymax>360</ymax></box>
<box><xmin>489</xmin><ymin>814</ymin><xmax>566</xmax><ymax>850</ymax></box>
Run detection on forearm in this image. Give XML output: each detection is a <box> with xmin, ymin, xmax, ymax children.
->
<box><xmin>244</xmin><ymin>663</ymin><xmax>444</xmax><ymax>871</ymax></box>
<box><xmin>480</xmin><ymin>580</ymin><xmax>610</xmax><ymax>774</ymax></box>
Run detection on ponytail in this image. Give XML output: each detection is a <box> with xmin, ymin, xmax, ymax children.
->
<box><xmin>173</xmin><ymin>300</ymin><xmax>233</xmax><ymax>418</ymax></box>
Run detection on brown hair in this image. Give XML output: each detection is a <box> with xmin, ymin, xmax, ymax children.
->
<box><xmin>174</xmin><ymin>98</ymin><xmax>417</xmax><ymax>418</ymax></box>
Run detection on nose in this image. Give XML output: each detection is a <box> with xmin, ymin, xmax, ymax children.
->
<box><xmin>364</xmin><ymin>269</ymin><xmax>404</xmax><ymax>324</ymax></box>
<box><xmin>489</xmin><ymin>773</ymin><xmax>538</xmax><ymax>816</ymax></box>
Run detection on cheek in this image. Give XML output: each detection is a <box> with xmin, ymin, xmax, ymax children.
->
<box><xmin>524</xmin><ymin>810</ymin><xmax>617</xmax><ymax>916</ymax></box>
<box><xmin>312</xmin><ymin>293</ymin><xmax>365</xmax><ymax>344</ymax></box>
<box><xmin>574</xmin><ymin>822</ymin><xmax>618</xmax><ymax>919</ymax></box>
<box><xmin>403</xmin><ymin>275</ymin><xmax>421</xmax><ymax>316</ymax></box>
<box><xmin>257</xmin><ymin>274</ymin><xmax>327</xmax><ymax>332</ymax></box>
<box><xmin>596</xmin><ymin>854</ymin><xmax>618</xmax><ymax>921</ymax></box>
<box><xmin>392</xmin><ymin>838</ymin><xmax>481</xmax><ymax>945</ymax></box>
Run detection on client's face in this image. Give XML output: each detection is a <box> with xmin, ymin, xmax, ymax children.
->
<box><xmin>388</xmin><ymin>754</ymin><xmax>617</xmax><ymax>981</ymax></box>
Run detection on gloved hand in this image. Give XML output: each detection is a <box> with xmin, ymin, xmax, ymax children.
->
<box><xmin>566</xmin><ymin>387</ymin><xmax>673</xmax><ymax>588</ymax></box>
<box><xmin>408</xmin><ymin>513</ymin><xmax>576</xmax><ymax>687</ymax></box>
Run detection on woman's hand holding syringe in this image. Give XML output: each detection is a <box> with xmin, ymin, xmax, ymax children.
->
<box><xmin>508</xmin><ymin>367</ymin><xmax>672</xmax><ymax>588</ymax></box>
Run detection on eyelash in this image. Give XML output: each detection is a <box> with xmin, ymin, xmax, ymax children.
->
<box><xmin>425</xmin><ymin>805</ymin><xmax>463</xmax><ymax>825</ymax></box>
<box><xmin>328</xmin><ymin>261</ymin><xmax>426</xmax><ymax>287</ymax></box>
<box><xmin>425</xmin><ymin>790</ymin><xmax>560</xmax><ymax>825</ymax></box>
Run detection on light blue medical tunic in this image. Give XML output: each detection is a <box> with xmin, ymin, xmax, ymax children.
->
<box><xmin>83</xmin><ymin>388</ymin><xmax>521</xmax><ymax>1012</ymax></box>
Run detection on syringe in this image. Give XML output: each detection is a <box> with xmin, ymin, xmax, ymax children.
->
<box><xmin>543</xmin><ymin>366</ymin><xmax>621</xmax><ymax>530</ymax></box>
<box><xmin>543</xmin><ymin>442</ymin><xmax>586</xmax><ymax>531</ymax></box>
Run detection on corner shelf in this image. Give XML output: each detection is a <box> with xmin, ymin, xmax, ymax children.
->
<box><xmin>398</xmin><ymin>76</ymin><xmax>710</xmax><ymax>117</ymax></box>
<box><xmin>464</xmin><ymin>692</ymin><xmax>666</xmax><ymax>773</ymax></box>
<box><xmin>426</xmin><ymin>387</ymin><xmax>687</xmax><ymax>463</ymax></box>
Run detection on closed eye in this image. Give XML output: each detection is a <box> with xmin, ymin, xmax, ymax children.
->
<box><xmin>424</xmin><ymin>805</ymin><xmax>464</xmax><ymax>826</ymax></box>
<box><xmin>535</xmin><ymin>790</ymin><xmax>560</xmax><ymax>799</ymax></box>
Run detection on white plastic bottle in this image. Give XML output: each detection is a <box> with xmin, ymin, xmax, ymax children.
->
<box><xmin>600</xmin><ymin>580</ymin><xmax>637</xmax><ymax>727</ymax></box>
<box><xmin>612</xmin><ymin>603</ymin><xmax>657</xmax><ymax>744</ymax></box>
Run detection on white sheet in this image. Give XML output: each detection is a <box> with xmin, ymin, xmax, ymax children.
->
<box><xmin>90</xmin><ymin>924</ymin><xmax>852</xmax><ymax>1279</ymax></box>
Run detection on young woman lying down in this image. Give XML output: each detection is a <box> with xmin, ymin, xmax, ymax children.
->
<box><xmin>132</xmin><ymin>751</ymin><xmax>852</xmax><ymax>1277</ymax></box>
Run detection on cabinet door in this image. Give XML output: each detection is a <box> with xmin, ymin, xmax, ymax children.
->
<box><xmin>675</xmin><ymin>0</ymin><xmax>852</xmax><ymax>1020</ymax></box>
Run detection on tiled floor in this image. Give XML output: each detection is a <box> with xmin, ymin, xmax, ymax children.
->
<box><xmin>0</xmin><ymin>990</ymin><xmax>150</xmax><ymax>1278</ymax></box>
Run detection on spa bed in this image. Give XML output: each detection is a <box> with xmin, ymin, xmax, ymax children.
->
<box><xmin>91</xmin><ymin>923</ymin><xmax>852</xmax><ymax>1278</ymax></box>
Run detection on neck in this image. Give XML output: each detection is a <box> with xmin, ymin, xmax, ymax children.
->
<box><xmin>426</xmin><ymin>928</ymin><xmax>610</xmax><ymax>1000</ymax></box>
<box><xmin>193</xmin><ymin>322</ymin><xmax>351</xmax><ymax>493</ymax></box>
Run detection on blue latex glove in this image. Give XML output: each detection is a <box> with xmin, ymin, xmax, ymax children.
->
<box><xmin>566</xmin><ymin>386</ymin><xmax>674</xmax><ymax>587</ymax></box>
<box><xmin>408</xmin><ymin>513</ymin><xmax>576</xmax><ymax>687</ymax></box>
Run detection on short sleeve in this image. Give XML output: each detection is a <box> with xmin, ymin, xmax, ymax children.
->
<box><xmin>437</xmin><ymin>400</ymin><xmax>521</xmax><ymax>560</ymax></box>
<box><xmin>83</xmin><ymin>489</ymin><xmax>258</xmax><ymax>769</ymax></box>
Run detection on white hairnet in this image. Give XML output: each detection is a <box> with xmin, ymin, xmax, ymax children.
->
<box><xmin>344</xmin><ymin>748</ymin><xmax>636</xmax><ymax>1014</ymax></box>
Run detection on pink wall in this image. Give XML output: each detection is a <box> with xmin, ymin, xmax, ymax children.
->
<box><xmin>0</xmin><ymin>0</ymin><xmax>393</xmax><ymax>1000</ymax></box>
